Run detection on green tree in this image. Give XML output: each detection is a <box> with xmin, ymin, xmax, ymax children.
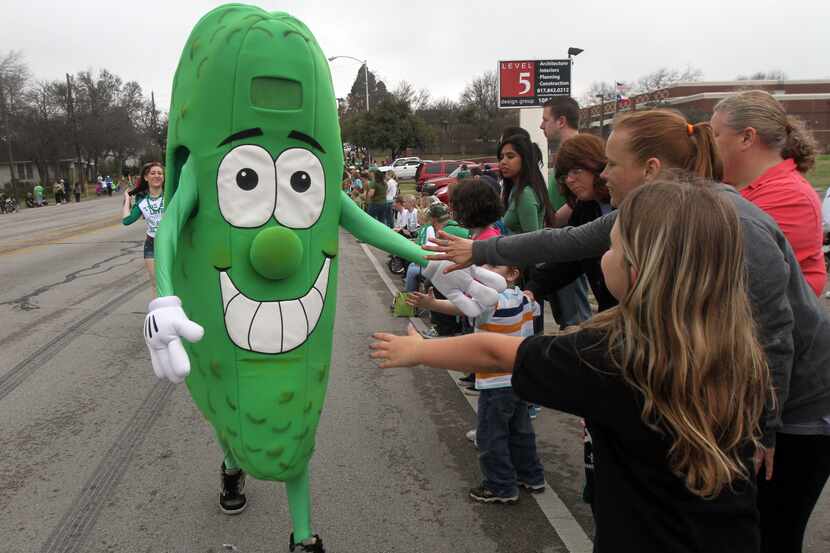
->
<box><xmin>342</xmin><ymin>95</ymin><xmax>433</xmax><ymax>160</ymax></box>
<box><xmin>345</xmin><ymin>64</ymin><xmax>389</xmax><ymax>115</ymax></box>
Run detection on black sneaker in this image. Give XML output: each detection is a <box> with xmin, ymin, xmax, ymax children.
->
<box><xmin>458</xmin><ymin>373</ymin><xmax>475</xmax><ymax>384</ymax></box>
<box><xmin>220</xmin><ymin>463</ymin><xmax>247</xmax><ymax>515</ymax></box>
<box><xmin>469</xmin><ymin>486</ymin><xmax>518</xmax><ymax>504</ymax></box>
<box><xmin>518</xmin><ymin>480</ymin><xmax>547</xmax><ymax>493</ymax></box>
<box><xmin>289</xmin><ymin>533</ymin><xmax>325</xmax><ymax>552</ymax></box>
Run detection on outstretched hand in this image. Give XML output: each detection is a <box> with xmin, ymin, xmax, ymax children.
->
<box><xmin>423</xmin><ymin>231</ymin><xmax>475</xmax><ymax>273</ymax></box>
<box><xmin>370</xmin><ymin>324</ymin><xmax>423</xmax><ymax>368</ymax></box>
<box><xmin>406</xmin><ymin>291</ymin><xmax>434</xmax><ymax>309</ymax></box>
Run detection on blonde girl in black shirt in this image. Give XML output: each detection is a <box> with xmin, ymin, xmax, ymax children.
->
<box><xmin>371</xmin><ymin>181</ymin><xmax>771</xmax><ymax>553</ymax></box>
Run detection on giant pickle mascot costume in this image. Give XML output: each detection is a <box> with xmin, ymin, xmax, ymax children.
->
<box><xmin>143</xmin><ymin>4</ymin><xmax>505</xmax><ymax>551</ymax></box>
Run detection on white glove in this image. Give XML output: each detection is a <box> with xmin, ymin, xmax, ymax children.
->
<box><xmin>422</xmin><ymin>261</ymin><xmax>507</xmax><ymax>318</ymax></box>
<box><xmin>144</xmin><ymin>296</ymin><xmax>204</xmax><ymax>383</ymax></box>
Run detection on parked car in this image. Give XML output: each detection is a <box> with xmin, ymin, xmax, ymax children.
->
<box><xmin>377</xmin><ymin>157</ymin><xmax>423</xmax><ymax>180</ymax></box>
<box><xmin>429</xmin><ymin>163</ymin><xmax>502</xmax><ymax>203</ymax></box>
<box><xmin>415</xmin><ymin>160</ymin><xmax>475</xmax><ymax>191</ymax></box>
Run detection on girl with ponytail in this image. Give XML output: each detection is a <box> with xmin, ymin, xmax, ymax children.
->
<box><xmin>712</xmin><ymin>90</ymin><xmax>825</xmax><ymax>296</ymax></box>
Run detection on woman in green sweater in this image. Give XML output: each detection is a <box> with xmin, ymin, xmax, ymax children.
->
<box><xmin>499</xmin><ymin>134</ymin><xmax>554</xmax><ymax>234</ymax></box>
<box><xmin>499</xmin><ymin>133</ymin><xmax>555</xmax><ymax>342</ymax></box>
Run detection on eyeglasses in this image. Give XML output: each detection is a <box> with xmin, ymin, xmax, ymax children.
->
<box><xmin>556</xmin><ymin>163</ymin><xmax>606</xmax><ymax>183</ymax></box>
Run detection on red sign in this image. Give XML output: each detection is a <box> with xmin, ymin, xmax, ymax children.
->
<box><xmin>499</xmin><ymin>61</ymin><xmax>536</xmax><ymax>98</ymax></box>
<box><xmin>498</xmin><ymin>59</ymin><xmax>571</xmax><ymax>108</ymax></box>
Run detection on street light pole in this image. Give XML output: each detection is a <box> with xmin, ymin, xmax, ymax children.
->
<box><xmin>328</xmin><ymin>55</ymin><xmax>370</xmax><ymax>112</ymax></box>
<box><xmin>567</xmin><ymin>47</ymin><xmax>583</xmax><ymax>98</ymax></box>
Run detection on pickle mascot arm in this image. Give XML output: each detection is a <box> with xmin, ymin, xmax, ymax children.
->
<box><xmin>339</xmin><ymin>191</ymin><xmax>506</xmax><ymax>316</ymax></box>
<box><xmin>142</xmin><ymin>5</ymin><xmax>503</xmax><ymax>551</ymax></box>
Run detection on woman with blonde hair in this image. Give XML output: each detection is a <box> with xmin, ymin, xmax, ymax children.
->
<box><xmin>374</xmin><ymin>182</ymin><xmax>770</xmax><ymax>552</ymax></box>
<box><xmin>427</xmin><ymin>108</ymin><xmax>830</xmax><ymax>552</ymax></box>
<box><xmin>711</xmin><ymin>90</ymin><xmax>825</xmax><ymax>296</ymax></box>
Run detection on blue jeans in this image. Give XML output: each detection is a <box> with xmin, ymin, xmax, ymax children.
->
<box><xmin>404</xmin><ymin>262</ymin><xmax>422</xmax><ymax>292</ymax></box>
<box><xmin>477</xmin><ymin>387</ymin><xmax>545</xmax><ymax>497</ymax></box>
<box><xmin>367</xmin><ymin>202</ymin><xmax>385</xmax><ymax>223</ymax></box>
<box><xmin>547</xmin><ymin>275</ymin><xmax>591</xmax><ymax>329</ymax></box>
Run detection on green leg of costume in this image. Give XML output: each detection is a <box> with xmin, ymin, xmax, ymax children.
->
<box><xmin>285</xmin><ymin>466</ymin><xmax>312</xmax><ymax>542</ymax></box>
<box><xmin>219</xmin><ymin>436</ymin><xmax>240</xmax><ymax>471</ymax></box>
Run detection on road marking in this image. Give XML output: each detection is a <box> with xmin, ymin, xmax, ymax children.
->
<box><xmin>359</xmin><ymin>240</ymin><xmax>594</xmax><ymax>553</ymax></box>
<box><xmin>39</xmin><ymin>380</ymin><xmax>174</xmax><ymax>553</ymax></box>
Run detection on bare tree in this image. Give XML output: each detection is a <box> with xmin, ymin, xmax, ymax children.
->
<box><xmin>633</xmin><ymin>65</ymin><xmax>703</xmax><ymax>94</ymax></box>
<box><xmin>736</xmin><ymin>70</ymin><xmax>788</xmax><ymax>81</ymax></box>
<box><xmin>580</xmin><ymin>81</ymin><xmax>616</xmax><ymax>108</ymax></box>
<box><xmin>460</xmin><ymin>70</ymin><xmax>510</xmax><ymax>143</ymax></box>
<box><xmin>0</xmin><ymin>50</ymin><xmax>32</xmax><ymax>191</ymax></box>
<box><xmin>17</xmin><ymin>80</ymin><xmax>68</xmax><ymax>183</ymax></box>
<box><xmin>393</xmin><ymin>80</ymin><xmax>431</xmax><ymax>112</ymax></box>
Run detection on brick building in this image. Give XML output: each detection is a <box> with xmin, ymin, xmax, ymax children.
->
<box><xmin>580</xmin><ymin>80</ymin><xmax>830</xmax><ymax>152</ymax></box>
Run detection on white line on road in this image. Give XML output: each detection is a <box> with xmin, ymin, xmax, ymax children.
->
<box><xmin>359</xmin><ymin>241</ymin><xmax>594</xmax><ymax>553</ymax></box>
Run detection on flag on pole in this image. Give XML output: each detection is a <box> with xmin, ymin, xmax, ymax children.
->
<box><xmin>615</xmin><ymin>82</ymin><xmax>631</xmax><ymax>108</ymax></box>
<box><xmin>615</xmin><ymin>82</ymin><xmax>628</xmax><ymax>100</ymax></box>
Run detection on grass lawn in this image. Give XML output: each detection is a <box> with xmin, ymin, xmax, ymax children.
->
<box><xmin>807</xmin><ymin>154</ymin><xmax>830</xmax><ymax>195</ymax></box>
<box><xmin>398</xmin><ymin>181</ymin><xmax>417</xmax><ymax>197</ymax></box>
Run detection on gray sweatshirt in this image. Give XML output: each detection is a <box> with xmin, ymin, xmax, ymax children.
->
<box><xmin>474</xmin><ymin>185</ymin><xmax>830</xmax><ymax>447</ymax></box>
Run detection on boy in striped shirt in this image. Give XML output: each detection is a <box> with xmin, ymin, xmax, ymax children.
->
<box><xmin>407</xmin><ymin>265</ymin><xmax>546</xmax><ymax>503</ymax></box>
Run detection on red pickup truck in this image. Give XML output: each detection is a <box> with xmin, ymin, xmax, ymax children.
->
<box><xmin>415</xmin><ymin>160</ymin><xmax>474</xmax><ymax>191</ymax></box>
<box><xmin>427</xmin><ymin>163</ymin><xmax>501</xmax><ymax>203</ymax></box>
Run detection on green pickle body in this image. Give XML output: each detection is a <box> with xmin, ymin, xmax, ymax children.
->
<box><xmin>164</xmin><ymin>5</ymin><xmax>343</xmax><ymax>481</ymax></box>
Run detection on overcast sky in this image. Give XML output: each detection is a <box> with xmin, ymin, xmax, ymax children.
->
<box><xmin>5</xmin><ymin>0</ymin><xmax>829</xmax><ymax>112</ymax></box>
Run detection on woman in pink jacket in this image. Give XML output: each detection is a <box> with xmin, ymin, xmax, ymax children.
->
<box><xmin>711</xmin><ymin>90</ymin><xmax>825</xmax><ymax>296</ymax></box>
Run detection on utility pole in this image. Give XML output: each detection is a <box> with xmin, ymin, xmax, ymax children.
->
<box><xmin>363</xmin><ymin>63</ymin><xmax>370</xmax><ymax>112</ymax></box>
<box><xmin>66</xmin><ymin>73</ymin><xmax>84</xmax><ymax>190</ymax></box>
<box><xmin>595</xmin><ymin>94</ymin><xmax>605</xmax><ymax>138</ymax></box>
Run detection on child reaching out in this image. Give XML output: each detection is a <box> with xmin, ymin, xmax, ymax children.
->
<box><xmin>373</xmin><ymin>181</ymin><xmax>771</xmax><ymax>552</ymax></box>
<box><xmin>407</xmin><ymin>265</ymin><xmax>545</xmax><ymax>504</ymax></box>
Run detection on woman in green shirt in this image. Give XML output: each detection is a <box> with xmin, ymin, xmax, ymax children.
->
<box><xmin>366</xmin><ymin>169</ymin><xmax>388</xmax><ymax>224</ymax></box>
<box><xmin>122</xmin><ymin>161</ymin><xmax>165</xmax><ymax>296</ymax></box>
<box><xmin>499</xmin><ymin>134</ymin><xmax>555</xmax><ymax>340</ymax></box>
<box><xmin>499</xmin><ymin>134</ymin><xmax>554</xmax><ymax>234</ymax></box>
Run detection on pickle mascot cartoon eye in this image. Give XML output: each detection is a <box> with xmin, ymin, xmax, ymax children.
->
<box><xmin>143</xmin><ymin>4</ymin><xmax>505</xmax><ymax>552</ymax></box>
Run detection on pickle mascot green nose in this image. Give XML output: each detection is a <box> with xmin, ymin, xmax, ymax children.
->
<box><xmin>143</xmin><ymin>4</ymin><xmax>506</xmax><ymax>552</ymax></box>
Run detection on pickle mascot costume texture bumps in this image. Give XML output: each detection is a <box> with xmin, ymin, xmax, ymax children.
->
<box><xmin>142</xmin><ymin>4</ymin><xmax>505</xmax><ymax>552</ymax></box>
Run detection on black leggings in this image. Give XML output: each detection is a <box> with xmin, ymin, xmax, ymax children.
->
<box><xmin>758</xmin><ymin>432</ymin><xmax>830</xmax><ymax>553</ymax></box>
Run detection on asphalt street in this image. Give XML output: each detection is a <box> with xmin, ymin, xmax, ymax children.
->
<box><xmin>0</xmin><ymin>195</ymin><xmax>827</xmax><ymax>553</ymax></box>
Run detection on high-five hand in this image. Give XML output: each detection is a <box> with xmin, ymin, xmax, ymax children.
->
<box><xmin>422</xmin><ymin>260</ymin><xmax>506</xmax><ymax>318</ymax></box>
<box><xmin>370</xmin><ymin>324</ymin><xmax>423</xmax><ymax>368</ymax></box>
<box><xmin>423</xmin><ymin>230</ymin><xmax>475</xmax><ymax>272</ymax></box>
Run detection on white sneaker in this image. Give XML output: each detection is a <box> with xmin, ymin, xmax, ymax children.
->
<box><xmin>465</xmin><ymin>429</ymin><xmax>477</xmax><ymax>448</ymax></box>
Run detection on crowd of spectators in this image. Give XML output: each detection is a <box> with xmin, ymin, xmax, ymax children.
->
<box><xmin>360</xmin><ymin>91</ymin><xmax>830</xmax><ymax>553</ymax></box>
